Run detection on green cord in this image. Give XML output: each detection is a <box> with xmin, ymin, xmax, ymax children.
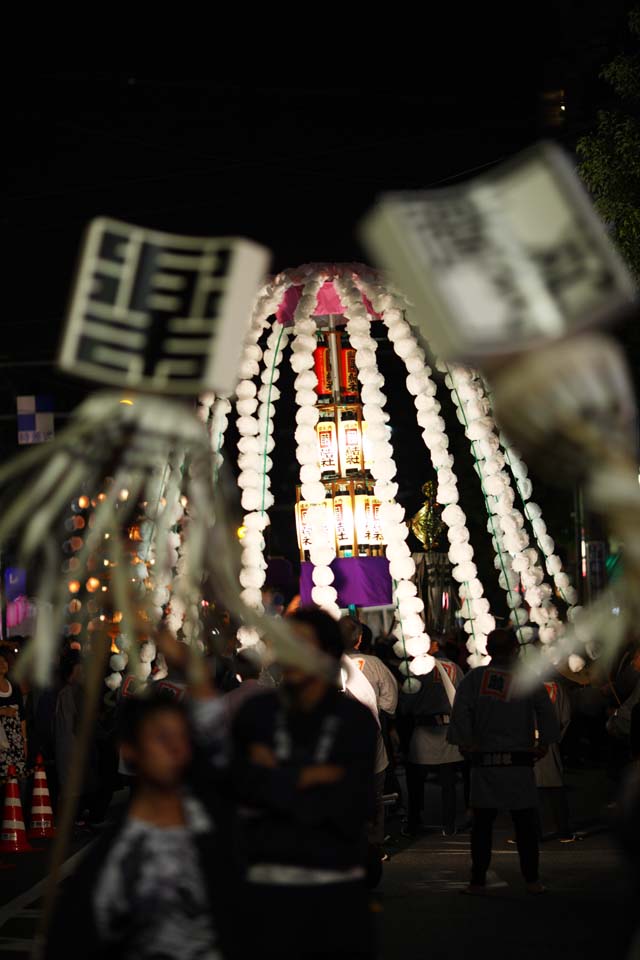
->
<box><xmin>260</xmin><ymin>325</ymin><xmax>285</xmax><ymax>516</ymax></box>
<box><xmin>499</xmin><ymin>442</ymin><xmax>570</xmax><ymax>608</ymax></box>
<box><xmin>445</xmin><ymin>365</ymin><xmax>525</xmax><ymax>645</ymax></box>
<box><xmin>392</xmin><ymin>577</ymin><xmax>412</xmax><ymax>675</ymax></box>
<box><xmin>482</xmin><ymin>377</ymin><xmax>570</xmax><ymax>608</ymax></box>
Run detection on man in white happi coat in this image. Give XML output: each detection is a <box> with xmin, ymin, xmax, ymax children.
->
<box><xmin>448</xmin><ymin>629</ymin><xmax>559</xmax><ymax>894</ymax></box>
<box><xmin>341</xmin><ymin>617</ymin><xmax>398</xmax><ymax>852</ymax></box>
<box><xmin>400</xmin><ymin>637</ymin><xmax>464</xmax><ymax>836</ymax></box>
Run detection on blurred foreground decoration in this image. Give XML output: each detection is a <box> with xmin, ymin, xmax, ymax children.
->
<box><xmin>0</xmin><ymin>219</ymin><xmax>325</xmax><ymax>691</ymax></box>
<box><xmin>362</xmin><ymin>141</ymin><xmax>638</xmax><ymax>683</ymax></box>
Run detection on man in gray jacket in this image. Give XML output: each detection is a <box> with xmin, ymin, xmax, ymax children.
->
<box><xmin>448</xmin><ymin>629</ymin><xmax>559</xmax><ymax>894</ymax></box>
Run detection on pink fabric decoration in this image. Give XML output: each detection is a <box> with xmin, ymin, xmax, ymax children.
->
<box><xmin>276</xmin><ymin>281</ymin><xmax>381</xmax><ymax>326</ymax></box>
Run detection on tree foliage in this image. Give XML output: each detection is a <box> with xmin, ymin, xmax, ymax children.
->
<box><xmin>577</xmin><ymin>6</ymin><xmax>640</xmax><ymax>281</ymax></box>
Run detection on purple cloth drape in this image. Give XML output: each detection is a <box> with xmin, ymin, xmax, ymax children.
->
<box><xmin>300</xmin><ymin>557</ymin><xmax>392</xmax><ymax>607</ymax></box>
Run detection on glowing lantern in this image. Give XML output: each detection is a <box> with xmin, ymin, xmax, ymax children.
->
<box><xmin>295</xmin><ymin>499</ymin><xmax>334</xmax><ymax>554</ymax></box>
<box><xmin>333</xmin><ymin>492</ymin><xmax>355</xmax><ymax>553</ymax></box>
<box><xmin>86</xmin><ymin>577</ymin><xmax>101</xmax><ymax>593</ymax></box>
<box><xmin>338</xmin><ymin>411</ymin><xmax>362</xmax><ymax>476</ymax></box>
<box><xmin>68</xmin><ymin>580</ymin><xmax>81</xmax><ymax>594</ymax></box>
<box><xmin>370</xmin><ymin>496</ymin><xmax>385</xmax><ymax>546</ymax></box>
<box><xmin>316</xmin><ymin>415</ymin><xmax>339</xmax><ymax>477</ymax></box>
<box><xmin>354</xmin><ymin>491</ymin><xmax>372</xmax><ymax>548</ymax></box>
<box><xmin>361</xmin><ymin>421</ymin><xmax>374</xmax><ymax>473</ymax></box>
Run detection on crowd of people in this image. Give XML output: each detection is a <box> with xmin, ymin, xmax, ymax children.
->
<box><xmin>1</xmin><ymin>602</ymin><xmax>639</xmax><ymax>958</ymax></box>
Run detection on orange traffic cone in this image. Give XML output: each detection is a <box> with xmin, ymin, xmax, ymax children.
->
<box><xmin>28</xmin><ymin>756</ymin><xmax>55</xmax><ymax>840</ymax></box>
<box><xmin>0</xmin><ymin>766</ymin><xmax>32</xmax><ymax>853</ymax></box>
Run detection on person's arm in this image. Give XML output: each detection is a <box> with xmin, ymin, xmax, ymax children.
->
<box><xmin>234</xmin><ymin>703</ymin><xmax>377</xmax><ymax>831</ymax></box>
<box><xmin>447</xmin><ymin>672</ymin><xmax>476</xmax><ymax>749</ymax></box>
<box><xmin>376</xmin><ymin>662</ymin><xmax>399</xmax><ymax>717</ymax></box>
<box><xmin>289</xmin><ymin>710</ymin><xmax>377</xmax><ymax>832</ymax></box>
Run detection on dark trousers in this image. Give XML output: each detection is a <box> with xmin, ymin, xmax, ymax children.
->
<box><xmin>242</xmin><ymin>881</ymin><xmax>374</xmax><ymax>958</ymax></box>
<box><xmin>407</xmin><ymin>762</ymin><xmax>458</xmax><ymax>833</ymax></box>
<box><xmin>471</xmin><ymin>807</ymin><xmax>539</xmax><ymax>885</ymax></box>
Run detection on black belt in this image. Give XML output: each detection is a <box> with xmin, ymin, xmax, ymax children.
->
<box><xmin>416</xmin><ymin>714</ymin><xmax>450</xmax><ymax>727</ymax></box>
<box><xmin>471</xmin><ymin>751</ymin><xmax>535</xmax><ymax>768</ymax></box>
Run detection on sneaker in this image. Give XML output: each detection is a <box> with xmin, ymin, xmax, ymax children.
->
<box><xmin>381</xmin><ymin>851</ymin><xmax>390</xmax><ymax>862</ymax></box>
<box><xmin>558</xmin><ymin>834</ymin><xmax>577</xmax><ymax>844</ymax></box>
<box><xmin>442</xmin><ymin>827</ymin><xmax>457</xmax><ymax>838</ymax></box>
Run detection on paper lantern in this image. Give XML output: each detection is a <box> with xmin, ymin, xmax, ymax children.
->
<box><xmin>404</xmin><ymin>634</ymin><xmax>430</xmax><ymax>657</ymax></box>
<box><xmin>333</xmin><ymin>494</ymin><xmax>355</xmax><ymax>551</ymax></box>
<box><xmin>409</xmin><ymin>654</ymin><xmax>436</xmax><ymax>676</ymax></box>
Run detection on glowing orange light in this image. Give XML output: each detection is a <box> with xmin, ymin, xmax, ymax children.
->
<box><xmin>68</xmin><ymin>580</ymin><xmax>81</xmax><ymax>594</ymax></box>
<box><xmin>112</xmin><ymin>611</ymin><xmax>123</xmax><ymax>623</ymax></box>
<box><xmin>78</xmin><ymin>495</ymin><xmax>90</xmax><ymax>510</ymax></box>
<box><xmin>119</xmin><ymin>398</ymin><xmax>134</xmax><ymax>406</ymax></box>
<box><xmin>237</xmin><ymin>525</ymin><xmax>247</xmax><ymax>541</ymax></box>
<box><xmin>86</xmin><ymin>577</ymin><xmax>101</xmax><ymax>593</ymax></box>
<box><xmin>68</xmin><ymin>599</ymin><xmax>82</xmax><ymax>614</ymax></box>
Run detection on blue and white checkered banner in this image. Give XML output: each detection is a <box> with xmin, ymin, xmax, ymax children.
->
<box><xmin>16</xmin><ymin>395</ymin><xmax>55</xmax><ymax>445</ymax></box>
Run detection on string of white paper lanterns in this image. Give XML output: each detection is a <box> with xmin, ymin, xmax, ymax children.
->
<box><xmin>335</xmin><ymin>274</ymin><xmax>432</xmax><ymax>690</ymax></box>
<box><xmin>289</xmin><ymin>276</ymin><xmax>343</xmax><ymax>621</ymax></box>
<box><xmin>236</xmin><ymin>283</ymin><xmax>293</xmax><ymax>647</ymax></box>
<box><xmin>444</xmin><ymin>364</ymin><xmax>564</xmax><ymax>649</ymax></box>
<box><xmin>356</xmin><ymin>278</ymin><xmax>493</xmax><ymax>670</ymax></box>
<box><xmin>496</xmin><ymin>427</ymin><xmax>578</xmax><ymax>612</ymax></box>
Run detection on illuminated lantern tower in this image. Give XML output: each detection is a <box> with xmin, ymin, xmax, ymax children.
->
<box><xmin>214</xmin><ymin>263</ymin><xmax>578</xmax><ymax>691</ymax></box>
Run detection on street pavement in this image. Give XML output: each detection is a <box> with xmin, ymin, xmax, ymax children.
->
<box><xmin>376</xmin><ymin>766</ymin><xmax>635</xmax><ymax>960</ymax></box>
<box><xmin>0</xmin><ymin>770</ymin><xmax>634</xmax><ymax>958</ymax></box>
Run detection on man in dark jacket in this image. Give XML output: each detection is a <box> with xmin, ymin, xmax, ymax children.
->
<box><xmin>232</xmin><ymin>608</ymin><xmax>378</xmax><ymax>959</ymax></box>
<box><xmin>448</xmin><ymin>629</ymin><xmax>559</xmax><ymax>894</ymax></box>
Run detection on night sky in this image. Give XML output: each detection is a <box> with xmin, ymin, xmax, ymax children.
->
<box><xmin>6</xmin><ymin>4</ymin><xmax>636</xmax><ymax>610</ymax></box>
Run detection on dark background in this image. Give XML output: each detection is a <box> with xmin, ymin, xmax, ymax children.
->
<box><xmin>6</xmin><ymin>3</ymin><xmax>637</xmax><ymax>611</ymax></box>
